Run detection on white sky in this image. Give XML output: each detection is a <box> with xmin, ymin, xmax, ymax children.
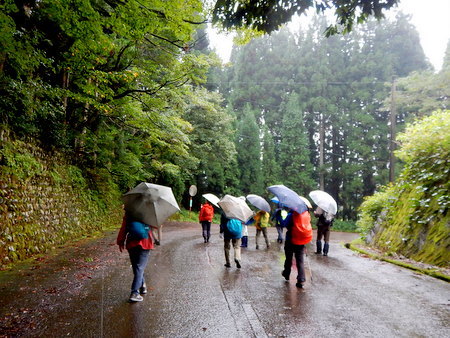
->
<box><xmin>209</xmin><ymin>0</ymin><xmax>450</xmax><ymax>71</ymax></box>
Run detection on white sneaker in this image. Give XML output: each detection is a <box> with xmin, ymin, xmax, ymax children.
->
<box><xmin>129</xmin><ymin>292</ymin><xmax>143</xmax><ymax>302</ymax></box>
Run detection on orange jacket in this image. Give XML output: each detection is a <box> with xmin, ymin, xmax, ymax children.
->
<box><xmin>290</xmin><ymin>211</ymin><xmax>312</xmax><ymax>245</ymax></box>
<box><xmin>199</xmin><ymin>203</ymin><xmax>214</xmax><ymax>222</ymax></box>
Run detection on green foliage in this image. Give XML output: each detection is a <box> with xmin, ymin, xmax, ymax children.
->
<box><xmin>357</xmin><ymin>110</ymin><xmax>450</xmax><ymax>266</ymax></box>
<box><xmin>357</xmin><ymin>184</ymin><xmax>397</xmax><ymax>237</ymax></box>
<box><xmin>0</xmin><ymin>140</ymin><xmax>44</xmax><ymax>180</ymax></box>
<box><xmin>332</xmin><ymin>219</ymin><xmax>358</xmax><ymax>233</ymax></box>
<box><xmin>222</xmin><ymin>15</ymin><xmax>427</xmax><ymax>219</ymax></box>
<box><xmin>235</xmin><ymin>105</ymin><xmax>263</xmax><ymax>195</ymax></box>
<box><xmin>212</xmin><ymin>0</ymin><xmax>399</xmax><ymax>35</ymax></box>
<box><xmin>278</xmin><ymin>93</ymin><xmax>315</xmax><ymax>193</ymax></box>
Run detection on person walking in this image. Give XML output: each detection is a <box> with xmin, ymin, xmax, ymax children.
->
<box><xmin>314</xmin><ymin>207</ymin><xmax>335</xmax><ymax>256</ymax></box>
<box><xmin>117</xmin><ymin>211</ymin><xmax>155</xmax><ymax>302</ymax></box>
<box><xmin>254</xmin><ymin>210</ymin><xmax>270</xmax><ymax>249</ymax></box>
<box><xmin>281</xmin><ymin>209</ymin><xmax>313</xmax><ymax>288</ymax></box>
<box><xmin>240</xmin><ymin>221</ymin><xmax>249</xmax><ymax>247</ymax></box>
<box><xmin>220</xmin><ymin>213</ymin><xmax>243</xmax><ymax>268</ymax></box>
<box><xmin>199</xmin><ymin>200</ymin><xmax>214</xmax><ymax>243</ymax></box>
<box><xmin>271</xmin><ymin>206</ymin><xmax>288</xmax><ymax>243</ymax></box>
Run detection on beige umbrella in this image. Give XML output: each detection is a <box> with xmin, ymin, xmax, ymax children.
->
<box><xmin>218</xmin><ymin>194</ymin><xmax>254</xmax><ymax>222</ymax></box>
<box><xmin>202</xmin><ymin>193</ymin><xmax>220</xmax><ymax>208</ymax></box>
<box><xmin>299</xmin><ymin>196</ymin><xmax>313</xmax><ymax>209</ymax></box>
<box><xmin>123</xmin><ymin>182</ymin><xmax>180</xmax><ymax>227</ymax></box>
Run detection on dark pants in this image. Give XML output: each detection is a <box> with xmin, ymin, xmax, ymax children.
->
<box><xmin>201</xmin><ymin>221</ymin><xmax>211</xmax><ymax>241</ymax></box>
<box><xmin>128</xmin><ymin>246</ymin><xmax>150</xmax><ymax>294</ymax></box>
<box><xmin>283</xmin><ymin>242</ymin><xmax>305</xmax><ymax>283</ymax></box>
<box><xmin>316</xmin><ymin>225</ymin><xmax>331</xmax><ymax>254</ymax></box>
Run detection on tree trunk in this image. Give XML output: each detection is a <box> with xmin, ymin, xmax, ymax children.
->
<box><xmin>319</xmin><ymin>113</ymin><xmax>325</xmax><ymax>190</ymax></box>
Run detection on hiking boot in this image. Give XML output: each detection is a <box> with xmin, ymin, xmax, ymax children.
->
<box><xmin>235</xmin><ymin>259</ymin><xmax>241</xmax><ymax>269</ymax></box>
<box><xmin>129</xmin><ymin>292</ymin><xmax>143</xmax><ymax>302</ymax></box>
<box><xmin>256</xmin><ymin>245</ymin><xmax>259</xmax><ymax>250</ymax></box>
<box><xmin>224</xmin><ymin>263</ymin><xmax>231</xmax><ymax>268</ymax></box>
<box><xmin>315</xmin><ymin>251</ymin><xmax>322</xmax><ymax>255</ymax></box>
<box><xmin>295</xmin><ymin>282</ymin><xmax>303</xmax><ymax>288</ymax></box>
<box><xmin>323</xmin><ymin>253</ymin><xmax>328</xmax><ymax>256</ymax></box>
<box><xmin>139</xmin><ymin>284</ymin><xmax>147</xmax><ymax>294</ymax></box>
<box><xmin>281</xmin><ymin>270</ymin><xmax>290</xmax><ymax>281</ymax></box>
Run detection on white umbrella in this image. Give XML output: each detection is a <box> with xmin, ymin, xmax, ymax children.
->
<box><xmin>122</xmin><ymin>182</ymin><xmax>180</xmax><ymax>227</ymax></box>
<box><xmin>218</xmin><ymin>194</ymin><xmax>254</xmax><ymax>222</ymax></box>
<box><xmin>309</xmin><ymin>190</ymin><xmax>337</xmax><ymax>215</ymax></box>
<box><xmin>202</xmin><ymin>193</ymin><xmax>220</xmax><ymax>208</ymax></box>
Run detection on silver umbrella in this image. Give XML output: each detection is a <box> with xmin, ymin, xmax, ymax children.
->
<box><xmin>122</xmin><ymin>182</ymin><xmax>180</xmax><ymax>227</ymax></box>
<box><xmin>309</xmin><ymin>190</ymin><xmax>337</xmax><ymax>215</ymax></box>
<box><xmin>246</xmin><ymin>194</ymin><xmax>271</xmax><ymax>213</ymax></box>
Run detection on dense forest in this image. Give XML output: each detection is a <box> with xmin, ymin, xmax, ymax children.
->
<box><xmin>1</xmin><ymin>1</ymin><xmax>448</xmax><ymax>216</ymax></box>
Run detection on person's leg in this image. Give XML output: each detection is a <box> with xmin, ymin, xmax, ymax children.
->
<box><xmin>276</xmin><ymin>226</ymin><xmax>283</xmax><ymax>243</ymax></box>
<box><xmin>128</xmin><ymin>247</ymin><xmax>150</xmax><ymax>297</ymax></box>
<box><xmin>206</xmin><ymin>221</ymin><xmax>211</xmax><ymax>242</ymax></box>
<box><xmin>232</xmin><ymin>238</ymin><xmax>242</xmax><ymax>268</ymax></box>
<box><xmin>256</xmin><ymin>229</ymin><xmax>261</xmax><ymax>249</ymax></box>
<box><xmin>294</xmin><ymin>245</ymin><xmax>305</xmax><ymax>287</ymax></box>
<box><xmin>201</xmin><ymin>222</ymin><xmax>208</xmax><ymax>242</ymax></box>
<box><xmin>316</xmin><ymin>226</ymin><xmax>323</xmax><ymax>254</ymax></box>
<box><xmin>262</xmin><ymin>227</ymin><xmax>270</xmax><ymax>248</ymax></box>
<box><xmin>323</xmin><ymin>226</ymin><xmax>330</xmax><ymax>256</ymax></box>
<box><xmin>224</xmin><ymin>238</ymin><xmax>231</xmax><ymax>267</ymax></box>
<box><xmin>241</xmin><ymin>236</ymin><xmax>248</xmax><ymax>247</ymax></box>
<box><xmin>282</xmin><ymin>242</ymin><xmax>293</xmax><ymax>280</ymax></box>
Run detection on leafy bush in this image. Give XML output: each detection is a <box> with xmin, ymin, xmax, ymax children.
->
<box><xmin>332</xmin><ymin>219</ymin><xmax>358</xmax><ymax>232</ymax></box>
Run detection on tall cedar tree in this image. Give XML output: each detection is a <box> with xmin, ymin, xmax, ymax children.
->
<box><xmin>278</xmin><ymin>93</ymin><xmax>315</xmax><ymax>194</ymax></box>
<box><xmin>235</xmin><ymin>105</ymin><xmax>264</xmax><ymax>195</ymax></box>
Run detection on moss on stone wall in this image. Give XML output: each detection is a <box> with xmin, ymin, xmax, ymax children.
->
<box><xmin>0</xmin><ymin>131</ymin><xmax>122</xmax><ymax>268</ymax></box>
<box><xmin>357</xmin><ymin>110</ymin><xmax>450</xmax><ymax>267</ymax></box>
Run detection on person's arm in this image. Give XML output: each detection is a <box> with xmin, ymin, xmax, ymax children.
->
<box><xmin>117</xmin><ymin>216</ymin><xmax>127</xmax><ymax>252</ymax></box>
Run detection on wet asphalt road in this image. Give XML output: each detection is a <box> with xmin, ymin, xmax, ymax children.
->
<box><xmin>1</xmin><ymin>221</ymin><xmax>449</xmax><ymax>337</ymax></box>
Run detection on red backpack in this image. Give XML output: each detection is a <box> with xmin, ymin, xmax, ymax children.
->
<box><xmin>291</xmin><ymin>211</ymin><xmax>312</xmax><ymax>245</ymax></box>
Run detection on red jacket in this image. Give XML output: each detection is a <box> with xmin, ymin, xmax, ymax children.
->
<box><xmin>290</xmin><ymin>211</ymin><xmax>313</xmax><ymax>245</ymax></box>
<box><xmin>116</xmin><ymin>215</ymin><xmax>155</xmax><ymax>250</ymax></box>
<box><xmin>199</xmin><ymin>203</ymin><xmax>214</xmax><ymax>222</ymax></box>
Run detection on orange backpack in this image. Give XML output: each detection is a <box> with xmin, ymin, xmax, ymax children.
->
<box><xmin>291</xmin><ymin>211</ymin><xmax>312</xmax><ymax>245</ymax></box>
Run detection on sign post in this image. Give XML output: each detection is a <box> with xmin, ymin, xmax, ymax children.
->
<box><xmin>188</xmin><ymin>185</ymin><xmax>197</xmax><ymax>217</ymax></box>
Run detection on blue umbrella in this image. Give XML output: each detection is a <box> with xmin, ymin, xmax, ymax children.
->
<box><xmin>246</xmin><ymin>194</ymin><xmax>271</xmax><ymax>213</ymax></box>
<box><xmin>267</xmin><ymin>185</ymin><xmax>308</xmax><ymax>214</ymax></box>
<box><xmin>271</xmin><ymin>196</ymin><xmax>279</xmax><ymax>204</ymax></box>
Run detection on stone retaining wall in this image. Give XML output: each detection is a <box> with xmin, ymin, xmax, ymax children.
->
<box><xmin>0</xmin><ymin>131</ymin><xmax>121</xmax><ymax>267</ymax></box>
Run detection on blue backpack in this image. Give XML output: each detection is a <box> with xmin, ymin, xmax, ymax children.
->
<box><xmin>226</xmin><ymin>219</ymin><xmax>242</xmax><ymax>238</ymax></box>
<box><xmin>127</xmin><ymin>221</ymin><xmax>150</xmax><ymax>240</ymax></box>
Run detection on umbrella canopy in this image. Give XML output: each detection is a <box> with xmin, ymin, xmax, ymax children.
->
<box><xmin>299</xmin><ymin>196</ymin><xmax>313</xmax><ymax>209</ymax></box>
<box><xmin>267</xmin><ymin>185</ymin><xmax>308</xmax><ymax>214</ymax></box>
<box><xmin>246</xmin><ymin>194</ymin><xmax>271</xmax><ymax>213</ymax></box>
<box><xmin>309</xmin><ymin>190</ymin><xmax>337</xmax><ymax>215</ymax></box>
<box><xmin>122</xmin><ymin>182</ymin><xmax>180</xmax><ymax>227</ymax></box>
<box><xmin>202</xmin><ymin>193</ymin><xmax>220</xmax><ymax>208</ymax></box>
<box><xmin>218</xmin><ymin>194</ymin><xmax>254</xmax><ymax>222</ymax></box>
<box><xmin>272</xmin><ymin>195</ymin><xmax>312</xmax><ymax>209</ymax></box>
